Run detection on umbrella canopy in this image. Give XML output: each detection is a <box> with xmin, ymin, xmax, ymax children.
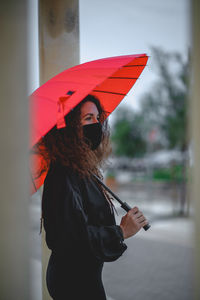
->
<box><xmin>30</xmin><ymin>54</ymin><xmax>148</xmax><ymax>194</ymax></box>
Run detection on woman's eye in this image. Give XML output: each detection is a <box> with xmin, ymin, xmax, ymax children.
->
<box><xmin>84</xmin><ymin>115</ymin><xmax>100</xmax><ymax>122</ymax></box>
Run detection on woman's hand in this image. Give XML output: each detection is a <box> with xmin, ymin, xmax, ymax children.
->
<box><xmin>120</xmin><ymin>206</ymin><xmax>148</xmax><ymax>239</ymax></box>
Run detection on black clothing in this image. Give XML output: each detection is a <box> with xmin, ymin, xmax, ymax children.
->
<box><xmin>42</xmin><ymin>162</ymin><xmax>127</xmax><ymax>300</ymax></box>
<box><xmin>82</xmin><ymin>122</ymin><xmax>102</xmax><ymax>150</ymax></box>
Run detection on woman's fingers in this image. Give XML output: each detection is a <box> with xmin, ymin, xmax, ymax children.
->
<box><xmin>134</xmin><ymin>212</ymin><xmax>143</xmax><ymax>219</ymax></box>
<box><xmin>132</xmin><ymin>210</ymin><xmax>145</xmax><ymax>220</ymax></box>
<box><xmin>128</xmin><ymin>206</ymin><xmax>138</xmax><ymax>215</ymax></box>
<box><xmin>137</xmin><ymin>216</ymin><xmax>146</xmax><ymax>223</ymax></box>
<box><xmin>132</xmin><ymin>210</ymin><xmax>147</xmax><ymax>226</ymax></box>
<box><xmin>140</xmin><ymin>219</ymin><xmax>149</xmax><ymax>227</ymax></box>
<box><xmin>120</xmin><ymin>206</ymin><xmax>149</xmax><ymax>239</ymax></box>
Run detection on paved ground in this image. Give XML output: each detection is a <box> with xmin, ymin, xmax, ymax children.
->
<box><xmin>103</xmin><ymin>184</ymin><xmax>194</xmax><ymax>300</ymax></box>
<box><xmin>103</xmin><ymin>216</ymin><xmax>194</xmax><ymax>300</ymax></box>
<box><xmin>30</xmin><ymin>182</ymin><xmax>194</xmax><ymax>300</ymax></box>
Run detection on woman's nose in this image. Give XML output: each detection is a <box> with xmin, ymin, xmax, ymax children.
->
<box><xmin>93</xmin><ymin>116</ymin><xmax>99</xmax><ymax>123</ymax></box>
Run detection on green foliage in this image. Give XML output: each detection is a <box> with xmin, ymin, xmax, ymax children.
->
<box><xmin>153</xmin><ymin>164</ymin><xmax>185</xmax><ymax>182</ymax></box>
<box><xmin>111</xmin><ymin>108</ymin><xmax>146</xmax><ymax>157</ymax></box>
<box><xmin>111</xmin><ymin>47</ymin><xmax>189</xmax><ymax>157</ymax></box>
<box><xmin>140</xmin><ymin>47</ymin><xmax>189</xmax><ymax>151</ymax></box>
<box><xmin>153</xmin><ymin>168</ymin><xmax>172</xmax><ymax>181</ymax></box>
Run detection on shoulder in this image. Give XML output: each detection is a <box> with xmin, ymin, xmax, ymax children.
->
<box><xmin>46</xmin><ymin>161</ymin><xmax>75</xmax><ymax>179</ymax></box>
<box><xmin>44</xmin><ymin>161</ymin><xmax>82</xmax><ymax>191</ymax></box>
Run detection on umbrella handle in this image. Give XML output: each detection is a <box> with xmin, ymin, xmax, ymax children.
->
<box><xmin>92</xmin><ymin>173</ymin><xmax>151</xmax><ymax>231</ymax></box>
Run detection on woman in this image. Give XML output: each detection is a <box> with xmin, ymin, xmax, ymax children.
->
<box><xmin>38</xmin><ymin>94</ymin><xmax>148</xmax><ymax>299</ymax></box>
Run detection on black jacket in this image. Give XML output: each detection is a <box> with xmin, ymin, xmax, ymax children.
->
<box><xmin>42</xmin><ymin>162</ymin><xmax>127</xmax><ymax>299</ymax></box>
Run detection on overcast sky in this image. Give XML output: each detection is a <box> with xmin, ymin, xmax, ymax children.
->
<box><xmin>79</xmin><ymin>0</ymin><xmax>190</xmax><ymax>111</ymax></box>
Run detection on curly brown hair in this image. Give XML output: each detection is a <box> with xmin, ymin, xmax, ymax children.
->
<box><xmin>33</xmin><ymin>94</ymin><xmax>112</xmax><ymax>181</ymax></box>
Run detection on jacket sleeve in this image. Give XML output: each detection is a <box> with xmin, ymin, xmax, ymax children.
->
<box><xmin>62</xmin><ymin>175</ymin><xmax>127</xmax><ymax>262</ymax></box>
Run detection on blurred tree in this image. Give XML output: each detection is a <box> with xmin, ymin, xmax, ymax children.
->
<box><xmin>111</xmin><ymin>47</ymin><xmax>189</xmax><ymax>215</ymax></box>
<box><xmin>140</xmin><ymin>48</ymin><xmax>189</xmax><ymax>215</ymax></box>
<box><xmin>140</xmin><ymin>47</ymin><xmax>189</xmax><ymax>151</ymax></box>
<box><xmin>111</xmin><ymin>107</ymin><xmax>146</xmax><ymax>157</ymax></box>
<box><xmin>111</xmin><ymin>48</ymin><xmax>189</xmax><ymax>156</ymax></box>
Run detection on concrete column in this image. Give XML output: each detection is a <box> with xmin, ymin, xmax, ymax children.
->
<box><xmin>38</xmin><ymin>1</ymin><xmax>79</xmax><ymax>299</ymax></box>
<box><xmin>0</xmin><ymin>1</ymin><xmax>30</xmax><ymax>300</ymax></box>
<box><xmin>191</xmin><ymin>0</ymin><xmax>200</xmax><ymax>299</ymax></box>
<box><xmin>39</xmin><ymin>0</ymin><xmax>80</xmax><ymax>84</ymax></box>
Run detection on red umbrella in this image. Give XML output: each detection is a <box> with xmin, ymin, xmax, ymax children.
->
<box><xmin>30</xmin><ymin>54</ymin><xmax>148</xmax><ymax>194</ymax></box>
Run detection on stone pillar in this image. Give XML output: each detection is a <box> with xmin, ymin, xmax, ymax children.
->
<box><xmin>191</xmin><ymin>0</ymin><xmax>200</xmax><ymax>299</ymax></box>
<box><xmin>38</xmin><ymin>1</ymin><xmax>79</xmax><ymax>299</ymax></box>
<box><xmin>0</xmin><ymin>1</ymin><xmax>30</xmax><ymax>299</ymax></box>
<box><xmin>39</xmin><ymin>0</ymin><xmax>80</xmax><ymax>84</ymax></box>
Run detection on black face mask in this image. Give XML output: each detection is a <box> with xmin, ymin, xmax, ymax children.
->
<box><xmin>82</xmin><ymin>123</ymin><xmax>102</xmax><ymax>150</ymax></box>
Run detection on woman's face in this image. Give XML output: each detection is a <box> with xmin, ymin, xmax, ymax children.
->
<box><xmin>80</xmin><ymin>101</ymin><xmax>100</xmax><ymax>126</ymax></box>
